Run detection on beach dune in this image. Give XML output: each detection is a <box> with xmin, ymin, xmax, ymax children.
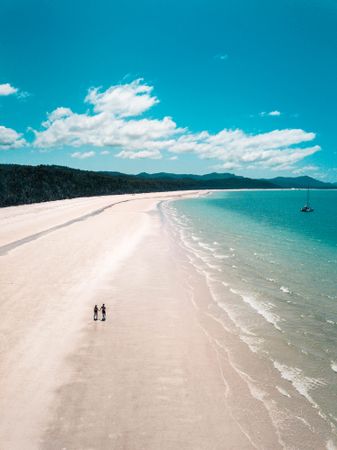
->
<box><xmin>0</xmin><ymin>192</ymin><xmax>282</xmax><ymax>449</ymax></box>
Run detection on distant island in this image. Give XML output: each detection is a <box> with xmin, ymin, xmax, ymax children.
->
<box><xmin>1</xmin><ymin>164</ymin><xmax>336</xmax><ymax>207</ymax></box>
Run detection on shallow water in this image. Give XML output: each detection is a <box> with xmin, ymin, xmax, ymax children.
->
<box><xmin>163</xmin><ymin>190</ymin><xmax>337</xmax><ymax>448</ymax></box>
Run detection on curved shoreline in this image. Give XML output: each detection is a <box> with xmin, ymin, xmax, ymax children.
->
<box><xmin>1</xmin><ymin>191</ymin><xmax>335</xmax><ymax>449</ymax></box>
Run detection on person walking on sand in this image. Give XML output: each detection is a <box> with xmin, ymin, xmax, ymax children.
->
<box><xmin>93</xmin><ymin>304</ymin><xmax>99</xmax><ymax>321</ymax></box>
<box><xmin>101</xmin><ymin>304</ymin><xmax>106</xmax><ymax>321</ymax></box>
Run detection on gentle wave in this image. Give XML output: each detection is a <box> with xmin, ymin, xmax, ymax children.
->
<box><xmin>273</xmin><ymin>361</ymin><xmax>326</xmax><ymax>410</ymax></box>
<box><xmin>276</xmin><ymin>385</ymin><xmax>291</xmax><ymax>398</ymax></box>
<box><xmin>239</xmin><ymin>334</ymin><xmax>264</xmax><ymax>353</ymax></box>
<box><xmin>280</xmin><ymin>286</ymin><xmax>291</xmax><ymax>294</ymax></box>
<box><xmin>198</xmin><ymin>241</ymin><xmax>216</xmax><ymax>252</ymax></box>
<box><xmin>230</xmin><ymin>288</ymin><xmax>282</xmax><ymax>331</ymax></box>
<box><xmin>163</xmin><ymin>192</ymin><xmax>337</xmax><ymax>445</ymax></box>
<box><xmin>330</xmin><ymin>362</ymin><xmax>337</xmax><ymax>373</ymax></box>
<box><xmin>326</xmin><ymin>439</ymin><xmax>337</xmax><ymax>450</ymax></box>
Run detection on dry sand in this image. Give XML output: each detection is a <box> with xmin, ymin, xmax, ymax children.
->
<box><xmin>0</xmin><ymin>191</ymin><xmax>282</xmax><ymax>449</ymax></box>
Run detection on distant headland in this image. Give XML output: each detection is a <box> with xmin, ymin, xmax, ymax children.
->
<box><xmin>1</xmin><ymin>163</ymin><xmax>336</xmax><ymax>207</ymax></box>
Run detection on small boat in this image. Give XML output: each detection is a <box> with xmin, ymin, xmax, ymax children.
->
<box><xmin>300</xmin><ymin>187</ymin><xmax>314</xmax><ymax>213</ymax></box>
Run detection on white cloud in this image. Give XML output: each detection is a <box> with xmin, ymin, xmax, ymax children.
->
<box><xmin>0</xmin><ymin>83</ymin><xmax>18</xmax><ymax>96</ymax></box>
<box><xmin>71</xmin><ymin>151</ymin><xmax>95</xmax><ymax>159</ymax></box>
<box><xmin>167</xmin><ymin>128</ymin><xmax>320</xmax><ymax>171</ymax></box>
<box><xmin>100</xmin><ymin>150</ymin><xmax>110</xmax><ymax>155</ymax></box>
<box><xmin>116</xmin><ymin>149</ymin><xmax>162</xmax><ymax>159</ymax></box>
<box><xmin>46</xmin><ymin>107</ymin><xmax>73</xmax><ymax>123</ymax></box>
<box><xmin>293</xmin><ymin>165</ymin><xmax>319</xmax><ymax>175</ymax></box>
<box><xmin>33</xmin><ymin>79</ymin><xmax>320</xmax><ymax>172</ymax></box>
<box><xmin>0</xmin><ymin>82</ymin><xmax>30</xmax><ymax>100</ymax></box>
<box><xmin>0</xmin><ymin>125</ymin><xmax>26</xmax><ymax>149</ymax></box>
<box><xmin>169</xmin><ymin>156</ymin><xmax>178</xmax><ymax>160</ymax></box>
<box><xmin>219</xmin><ymin>162</ymin><xmax>241</xmax><ymax>170</ymax></box>
<box><xmin>260</xmin><ymin>110</ymin><xmax>281</xmax><ymax>117</ymax></box>
<box><xmin>85</xmin><ymin>78</ymin><xmax>158</xmax><ymax>117</ymax></box>
<box><xmin>34</xmin><ymin>111</ymin><xmax>181</xmax><ymax>151</ymax></box>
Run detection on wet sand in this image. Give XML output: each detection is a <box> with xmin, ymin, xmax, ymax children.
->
<box><xmin>0</xmin><ymin>192</ymin><xmax>282</xmax><ymax>449</ymax></box>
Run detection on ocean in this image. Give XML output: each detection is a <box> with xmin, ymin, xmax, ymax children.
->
<box><xmin>163</xmin><ymin>189</ymin><xmax>337</xmax><ymax>449</ymax></box>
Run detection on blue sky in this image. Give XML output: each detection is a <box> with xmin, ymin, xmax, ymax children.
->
<box><xmin>0</xmin><ymin>0</ymin><xmax>336</xmax><ymax>179</ymax></box>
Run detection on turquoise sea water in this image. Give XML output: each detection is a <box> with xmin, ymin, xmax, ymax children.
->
<box><xmin>164</xmin><ymin>190</ymin><xmax>337</xmax><ymax>447</ymax></box>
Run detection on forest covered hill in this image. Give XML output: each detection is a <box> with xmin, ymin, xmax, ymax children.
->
<box><xmin>1</xmin><ymin>164</ymin><xmax>335</xmax><ymax>207</ymax></box>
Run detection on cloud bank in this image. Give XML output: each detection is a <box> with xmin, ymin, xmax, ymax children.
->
<box><xmin>0</xmin><ymin>78</ymin><xmax>312</xmax><ymax>171</ymax></box>
<box><xmin>32</xmin><ymin>79</ymin><xmax>319</xmax><ymax>171</ymax></box>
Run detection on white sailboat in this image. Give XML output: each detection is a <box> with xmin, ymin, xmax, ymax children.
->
<box><xmin>300</xmin><ymin>187</ymin><xmax>314</xmax><ymax>213</ymax></box>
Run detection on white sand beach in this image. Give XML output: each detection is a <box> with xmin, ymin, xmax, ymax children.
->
<box><xmin>0</xmin><ymin>191</ymin><xmax>306</xmax><ymax>449</ymax></box>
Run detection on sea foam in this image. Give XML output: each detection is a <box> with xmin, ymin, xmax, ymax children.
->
<box><xmin>230</xmin><ymin>289</ymin><xmax>282</xmax><ymax>331</ymax></box>
<box><xmin>273</xmin><ymin>361</ymin><xmax>326</xmax><ymax>407</ymax></box>
<box><xmin>280</xmin><ymin>286</ymin><xmax>291</xmax><ymax>294</ymax></box>
<box><xmin>276</xmin><ymin>386</ymin><xmax>291</xmax><ymax>398</ymax></box>
<box><xmin>330</xmin><ymin>362</ymin><xmax>337</xmax><ymax>373</ymax></box>
<box><xmin>326</xmin><ymin>440</ymin><xmax>337</xmax><ymax>450</ymax></box>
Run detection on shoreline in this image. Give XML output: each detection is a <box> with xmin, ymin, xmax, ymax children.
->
<box><xmin>42</xmin><ymin>195</ymin><xmax>276</xmax><ymax>450</ymax></box>
<box><xmin>163</xmin><ymin>195</ymin><xmax>337</xmax><ymax>450</ymax></box>
<box><xmin>0</xmin><ymin>191</ymin><xmax>335</xmax><ymax>449</ymax></box>
<box><xmin>2</xmin><ymin>185</ymin><xmax>335</xmax><ymax>214</ymax></box>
